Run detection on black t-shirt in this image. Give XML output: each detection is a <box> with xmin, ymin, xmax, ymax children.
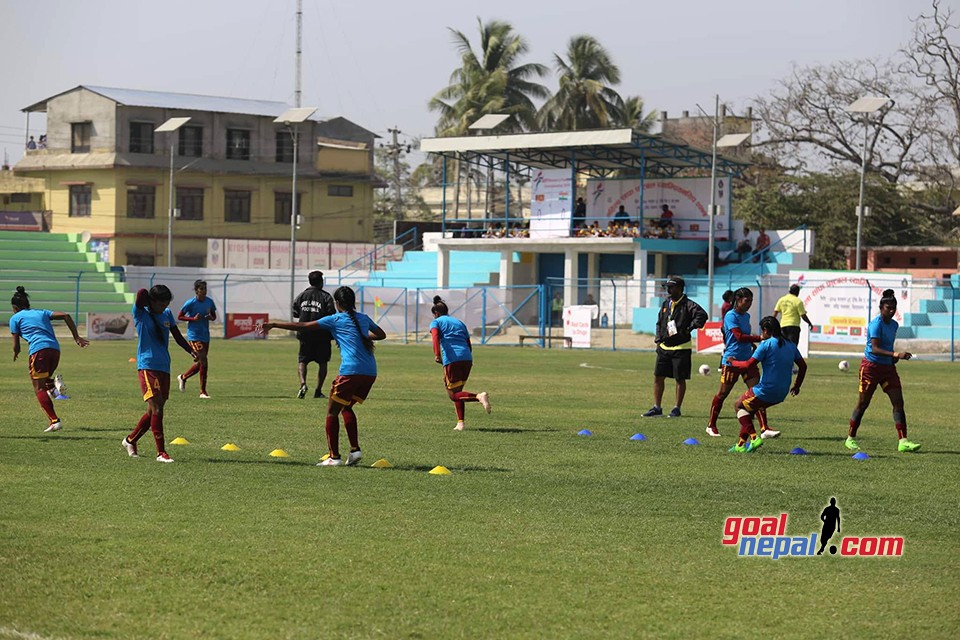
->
<box><xmin>292</xmin><ymin>286</ymin><xmax>336</xmax><ymax>341</ymax></box>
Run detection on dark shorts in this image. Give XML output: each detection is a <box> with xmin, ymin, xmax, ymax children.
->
<box><xmin>298</xmin><ymin>338</ymin><xmax>331</xmax><ymax>364</ymax></box>
<box><xmin>188</xmin><ymin>340</ymin><xmax>209</xmax><ymax>354</ymax></box>
<box><xmin>738</xmin><ymin>387</ymin><xmax>777</xmax><ymax>414</ymax></box>
<box><xmin>139</xmin><ymin>370</ymin><xmax>170</xmax><ymax>402</ymax></box>
<box><xmin>720</xmin><ymin>363</ymin><xmax>760</xmax><ymax>386</ymax></box>
<box><xmin>28</xmin><ymin>348</ymin><xmax>60</xmax><ymax>380</ymax></box>
<box><xmin>443</xmin><ymin>361</ymin><xmax>472</xmax><ymax>390</ymax></box>
<box><xmin>782</xmin><ymin>326</ymin><xmax>801</xmax><ymax>345</ymax></box>
<box><xmin>654</xmin><ymin>347</ymin><xmax>692</xmax><ymax>380</ymax></box>
<box><xmin>330</xmin><ymin>375</ymin><xmax>377</xmax><ymax>406</ymax></box>
<box><xmin>859</xmin><ymin>359</ymin><xmax>901</xmax><ymax>394</ymax></box>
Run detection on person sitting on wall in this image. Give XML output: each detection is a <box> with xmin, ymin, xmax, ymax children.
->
<box><xmin>754</xmin><ymin>227</ymin><xmax>771</xmax><ymax>262</ymax></box>
<box><xmin>658</xmin><ymin>204</ymin><xmax>674</xmax><ymax>228</ymax></box>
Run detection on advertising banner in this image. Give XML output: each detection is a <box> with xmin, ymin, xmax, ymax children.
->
<box><xmin>226</xmin><ymin>239</ymin><xmax>249</xmax><ymax>269</ymax></box>
<box><xmin>696</xmin><ymin>321</ymin><xmax>725</xmax><ymax>353</ymax></box>
<box><xmin>248</xmin><ymin>240</ymin><xmax>270</xmax><ymax>269</ymax></box>
<box><xmin>789</xmin><ymin>270</ymin><xmax>911</xmax><ymax>345</ymax></box>
<box><xmin>207</xmin><ymin>238</ymin><xmax>224</xmax><ymax>269</ymax></box>
<box><xmin>225</xmin><ymin>313</ymin><xmax>268</xmax><ymax>339</ymax></box>
<box><xmin>530</xmin><ymin>169</ymin><xmax>573</xmax><ymax>238</ymax></box>
<box><xmin>270</xmin><ymin>241</ymin><xmax>289</xmax><ymax>269</ymax></box>
<box><xmin>87</xmin><ymin>313</ymin><xmax>135</xmax><ymax>340</ymax></box>
<box><xmin>329</xmin><ymin>243</ymin><xmax>349</xmax><ymax>269</ymax></box>
<box><xmin>563</xmin><ymin>305</ymin><xmax>598</xmax><ymax>348</ymax></box>
<box><xmin>307</xmin><ymin>242</ymin><xmax>330</xmax><ymax>270</ymax></box>
<box><xmin>0</xmin><ymin>211</ymin><xmax>44</xmax><ymax>231</ymax></box>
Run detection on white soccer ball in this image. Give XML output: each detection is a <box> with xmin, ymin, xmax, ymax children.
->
<box><xmin>838</xmin><ymin>360</ymin><xmax>849</xmax><ymax>372</ymax></box>
<box><xmin>698</xmin><ymin>364</ymin><xmax>712</xmax><ymax>376</ymax></box>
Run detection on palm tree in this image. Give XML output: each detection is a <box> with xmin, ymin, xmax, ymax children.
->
<box><xmin>538</xmin><ymin>35</ymin><xmax>624</xmax><ymax>130</ymax></box>
<box><xmin>616</xmin><ymin>95</ymin><xmax>658</xmax><ymax>133</ymax></box>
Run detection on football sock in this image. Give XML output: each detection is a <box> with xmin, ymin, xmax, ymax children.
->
<box><xmin>182</xmin><ymin>363</ymin><xmax>200</xmax><ymax>381</ymax></box>
<box><xmin>149</xmin><ymin>413</ymin><xmax>165</xmax><ymax>454</ymax></box>
<box><xmin>757</xmin><ymin>408</ymin><xmax>770</xmax><ymax>432</ymax></box>
<box><xmin>128</xmin><ymin>412</ymin><xmax>151</xmax><ymax>443</ymax></box>
<box><xmin>708</xmin><ymin>395</ymin><xmax>723</xmax><ymax>429</ymax></box>
<box><xmin>35</xmin><ymin>389</ymin><xmax>58</xmax><ymax>422</ymax></box>
<box><xmin>737</xmin><ymin>409</ymin><xmax>755</xmax><ymax>444</ymax></box>
<box><xmin>324</xmin><ymin>415</ymin><xmax>340</xmax><ymax>458</ymax></box>
<box><xmin>342</xmin><ymin>407</ymin><xmax>359</xmax><ymax>450</ymax></box>
<box><xmin>849</xmin><ymin>408</ymin><xmax>864</xmax><ymax>437</ymax></box>
<box><xmin>199</xmin><ymin>364</ymin><xmax>208</xmax><ymax>394</ymax></box>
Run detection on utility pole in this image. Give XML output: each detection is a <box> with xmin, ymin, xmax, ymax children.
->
<box><xmin>295</xmin><ymin>0</ymin><xmax>302</xmax><ymax>108</ymax></box>
<box><xmin>386</xmin><ymin>126</ymin><xmax>409</xmax><ymax>222</ymax></box>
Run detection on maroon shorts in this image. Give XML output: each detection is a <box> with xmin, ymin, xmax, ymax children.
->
<box><xmin>720</xmin><ymin>363</ymin><xmax>760</xmax><ymax>386</ymax></box>
<box><xmin>330</xmin><ymin>375</ymin><xmax>377</xmax><ymax>406</ymax></box>
<box><xmin>139</xmin><ymin>370</ymin><xmax>171</xmax><ymax>402</ymax></box>
<box><xmin>443</xmin><ymin>361</ymin><xmax>472</xmax><ymax>390</ymax></box>
<box><xmin>28</xmin><ymin>348</ymin><xmax>60</xmax><ymax>380</ymax></box>
<box><xmin>738</xmin><ymin>387</ymin><xmax>776</xmax><ymax>414</ymax></box>
<box><xmin>188</xmin><ymin>340</ymin><xmax>209</xmax><ymax>354</ymax></box>
<box><xmin>859</xmin><ymin>359</ymin><xmax>901</xmax><ymax>394</ymax></box>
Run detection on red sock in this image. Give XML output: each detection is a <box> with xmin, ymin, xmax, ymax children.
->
<box><xmin>895</xmin><ymin>423</ymin><xmax>907</xmax><ymax>439</ymax></box>
<box><xmin>342</xmin><ymin>408</ymin><xmax>359</xmax><ymax>450</ymax></box>
<box><xmin>708</xmin><ymin>395</ymin><xmax>723</xmax><ymax>429</ymax></box>
<box><xmin>150</xmin><ymin>413</ymin><xmax>165</xmax><ymax>454</ymax></box>
<box><xmin>128</xmin><ymin>412</ymin><xmax>151</xmax><ymax>443</ymax></box>
<box><xmin>453</xmin><ymin>392</ymin><xmax>477</xmax><ymax>421</ymax></box>
<box><xmin>757</xmin><ymin>408</ymin><xmax>769</xmax><ymax>432</ymax></box>
<box><xmin>182</xmin><ymin>363</ymin><xmax>200</xmax><ymax>381</ymax></box>
<box><xmin>199</xmin><ymin>364</ymin><xmax>208</xmax><ymax>394</ymax></box>
<box><xmin>325</xmin><ymin>415</ymin><xmax>340</xmax><ymax>458</ymax></box>
<box><xmin>35</xmin><ymin>389</ymin><xmax>59</xmax><ymax>422</ymax></box>
<box><xmin>737</xmin><ymin>413</ymin><xmax>755</xmax><ymax>444</ymax></box>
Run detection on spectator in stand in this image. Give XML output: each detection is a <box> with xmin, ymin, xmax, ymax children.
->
<box><xmin>663</xmin><ymin>221</ymin><xmax>677</xmax><ymax>239</ymax></box>
<box><xmin>645</xmin><ymin>219</ymin><xmax>662</xmax><ymax>238</ymax></box>
<box><xmin>574</xmin><ymin>197</ymin><xmax>587</xmax><ymax>226</ymax></box>
<box><xmin>659</xmin><ymin>204</ymin><xmax>674</xmax><ymax>228</ymax></box>
<box><xmin>38</xmin><ymin>135</ymin><xmax>47</xmax><ymax>149</ymax></box>
<box><xmin>614</xmin><ymin>205</ymin><xmax>630</xmax><ymax>224</ymax></box>
<box><xmin>754</xmin><ymin>228</ymin><xmax>771</xmax><ymax>263</ymax></box>
<box><xmin>26</xmin><ymin>136</ymin><xmax>37</xmax><ymax>150</ymax></box>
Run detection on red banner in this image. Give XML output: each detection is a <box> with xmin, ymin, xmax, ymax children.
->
<box><xmin>225</xmin><ymin>313</ymin><xmax>268</xmax><ymax>340</ymax></box>
<box><xmin>697</xmin><ymin>321</ymin><xmax>724</xmax><ymax>353</ymax></box>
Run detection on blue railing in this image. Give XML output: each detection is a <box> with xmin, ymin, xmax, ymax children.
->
<box><xmin>337</xmin><ymin>226</ymin><xmax>419</xmax><ymax>282</ymax></box>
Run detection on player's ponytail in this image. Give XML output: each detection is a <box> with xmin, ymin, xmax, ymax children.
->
<box><xmin>431</xmin><ymin>295</ymin><xmax>449</xmax><ymax>316</ymax></box>
<box><xmin>879</xmin><ymin>289</ymin><xmax>897</xmax><ymax>309</ymax></box>
<box><xmin>11</xmin><ymin>286</ymin><xmax>30</xmax><ymax>310</ymax></box>
<box><xmin>335</xmin><ymin>286</ymin><xmax>374</xmax><ymax>354</ymax></box>
<box><xmin>759</xmin><ymin>316</ymin><xmax>784</xmax><ymax>347</ymax></box>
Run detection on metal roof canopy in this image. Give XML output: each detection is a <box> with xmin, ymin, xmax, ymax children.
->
<box><xmin>419</xmin><ymin>128</ymin><xmax>750</xmax><ymax>179</ymax></box>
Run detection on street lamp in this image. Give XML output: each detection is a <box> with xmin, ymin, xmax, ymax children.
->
<box><xmin>274</xmin><ymin>107</ymin><xmax>318</xmax><ymax>319</ymax></box>
<box><xmin>845</xmin><ymin>96</ymin><xmax>892</xmax><ymax>271</ymax></box>
<box><xmin>155</xmin><ymin>117</ymin><xmax>191</xmax><ymax>267</ymax></box>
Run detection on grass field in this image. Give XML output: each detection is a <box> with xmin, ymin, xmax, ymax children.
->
<box><xmin>1</xmin><ymin>338</ymin><xmax>958</xmax><ymax>639</ymax></box>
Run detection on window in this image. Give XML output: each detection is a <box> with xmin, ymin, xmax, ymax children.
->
<box><xmin>177</xmin><ymin>255</ymin><xmax>205</xmax><ymax>268</ymax></box>
<box><xmin>129</xmin><ymin>122</ymin><xmax>154</xmax><ymax>154</ymax></box>
<box><xmin>69</xmin><ymin>185</ymin><xmax>91</xmax><ymax>217</ymax></box>
<box><xmin>909</xmin><ymin>257</ymin><xmax>917</xmax><ymax>266</ymax></box>
<box><xmin>178</xmin><ymin>125</ymin><xmax>203</xmax><ymax>157</ymax></box>
<box><xmin>274</xmin><ymin>192</ymin><xmax>302</xmax><ymax>225</ymax></box>
<box><xmin>126</xmin><ymin>253</ymin><xmax>156</xmax><ymax>266</ymax></box>
<box><xmin>327</xmin><ymin>184</ymin><xmax>354</xmax><ymax>198</ymax></box>
<box><xmin>71</xmin><ymin>122</ymin><xmax>91</xmax><ymax>153</ymax></box>
<box><xmin>224</xmin><ymin>190</ymin><xmax>251</xmax><ymax>223</ymax></box>
<box><xmin>176</xmin><ymin>187</ymin><xmax>204</xmax><ymax>221</ymax></box>
<box><xmin>10</xmin><ymin>193</ymin><xmax>31</xmax><ymax>203</ymax></box>
<box><xmin>226</xmin><ymin>129</ymin><xmax>250</xmax><ymax>160</ymax></box>
<box><xmin>126</xmin><ymin>186</ymin><xmax>156</xmax><ymax>218</ymax></box>
<box><xmin>275</xmin><ymin>131</ymin><xmax>294</xmax><ymax>163</ymax></box>
<box><xmin>932</xmin><ymin>257</ymin><xmax>940</xmax><ymax>266</ymax></box>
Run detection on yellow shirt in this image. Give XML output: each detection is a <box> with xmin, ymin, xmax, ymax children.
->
<box><xmin>774</xmin><ymin>294</ymin><xmax>806</xmax><ymax>327</ymax></box>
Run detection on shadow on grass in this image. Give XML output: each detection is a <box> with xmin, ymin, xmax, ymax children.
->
<box><xmin>475</xmin><ymin>427</ymin><xmax>559</xmax><ymax>434</ymax></box>
<box><xmin>0</xmin><ymin>434</ymin><xmax>115</xmax><ymax>441</ymax></box>
<box><xmin>198</xmin><ymin>458</ymin><xmax>512</xmax><ymax>472</ymax></box>
<box><xmin>201</xmin><ymin>458</ymin><xmax>320</xmax><ymax>467</ymax></box>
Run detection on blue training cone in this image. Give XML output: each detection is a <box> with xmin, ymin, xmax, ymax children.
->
<box><xmin>683</xmin><ymin>437</ymin><xmax>700</xmax><ymax>446</ymax></box>
<box><xmin>55</xmin><ymin>394</ymin><xmax>70</xmax><ymax>400</ymax></box>
<box><xmin>630</xmin><ymin>433</ymin><xmax>647</xmax><ymax>441</ymax></box>
<box><xmin>852</xmin><ymin>451</ymin><xmax>870</xmax><ymax>460</ymax></box>
<box><xmin>577</xmin><ymin>429</ymin><xmax>593</xmax><ymax>436</ymax></box>
<box><xmin>790</xmin><ymin>447</ymin><xmax>808</xmax><ymax>455</ymax></box>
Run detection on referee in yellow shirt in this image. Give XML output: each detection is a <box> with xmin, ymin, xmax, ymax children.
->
<box><xmin>773</xmin><ymin>284</ymin><xmax>814</xmax><ymax>345</ymax></box>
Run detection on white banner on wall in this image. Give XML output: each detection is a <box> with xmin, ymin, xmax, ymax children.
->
<box><xmin>308</xmin><ymin>242</ymin><xmax>330</xmax><ymax>270</ymax></box>
<box><xmin>563</xmin><ymin>305</ymin><xmax>598</xmax><ymax>348</ymax></box>
<box><xmin>207</xmin><ymin>239</ymin><xmax>224</xmax><ymax>269</ymax></box>
<box><xmin>585</xmin><ymin>177</ymin><xmax>730</xmax><ymax>239</ymax></box>
<box><xmin>530</xmin><ymin>169</ymin><xmax>573</xmax><ymax>238</ymax></box>
<box><xmin>87</xmin><ymin>313</ymin><xmax>135</xmax><ymax>340</ymax></box>
<box><xmin>226</xmin><ymin>239</ymin><xmax>249</xmax><ymax>269</ymax></box>
<box><xmin>248</xmin><ymin>240</ymin><xmax>270</xmax><ymax>269</ymax></box>
<box><xmin>789</xmin><ymin>270</ymin><xmax>911</xmax><ymax>345</ymax></box>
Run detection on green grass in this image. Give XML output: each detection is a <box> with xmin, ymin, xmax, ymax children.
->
<box><xmin>1</xmin><ymin>340</ymin><xmax>958</xmax><ymax>639</ymax></box>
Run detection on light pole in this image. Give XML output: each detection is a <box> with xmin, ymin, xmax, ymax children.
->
<box><xmin>155</xmin><ymin>117</ymin><xmax>191</xmax><ymax>267</ymax></box>
<box><xmin>274</xmin><ymin>107</ymin><xmax>318</xmax><ymax>319</ymax></box>
<box><xmin>845</xmin><ymin>96</ymin><xmax>892</xmax><ymax>271</ymax></box>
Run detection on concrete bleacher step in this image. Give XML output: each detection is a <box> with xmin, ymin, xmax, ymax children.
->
<box><xmin>921</xmin><ymin>299</ymin><xmax>948</xmax><ymax>313</ymax></box>
<box><xmin>903</xmin><ymin>313</ymin><xmax>931</xmax><ymax>326</ymax></box>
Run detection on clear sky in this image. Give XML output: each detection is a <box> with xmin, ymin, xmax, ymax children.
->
<box><xmin>0</xmin><ymin>0</ymin><xmax>938</xmax><ymax>166</ymax></box>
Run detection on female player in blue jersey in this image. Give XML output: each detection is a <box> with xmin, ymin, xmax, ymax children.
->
<box><xmin>726</xmin><ymin>316</ymin><xmax>806</xmax><ymax>453</ymax></box>
<box><xmin>177</xmin><ymin>279</ymin><xmax>217</xmax><ymax>398</ymax></box>
<box><xmin>9</xmin><ymin>286</ymin><xmax>89</xmax><ymax>432</ymax></box>
<box><xmin>259</xmin><ymin>286</ymin><xmax>385</xmax><ymax>466</ymax></box>
<box><xmin>705</xmin><ymin>288</ymin><xmax>778</xmax><ymax>439</ymax></box>
<box><xmin>429</xmin><ymin>296</ymin><xmax>490</xmax><ymax>431</ymax></box>
<box><xmin>845</xmin><ymin>289</ymin><xmax>919</xmax><ymax>453</ymax></box>
<box><xmin>122</xmin><ymin>285</ymin><xmax>196</xmax><ymax>463</ymax></box>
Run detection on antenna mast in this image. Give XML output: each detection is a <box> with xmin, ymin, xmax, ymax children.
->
<box><xmin>295</xmin><ymin>0</ymin><xmax>302</xmax><ymax>107</ymax></box>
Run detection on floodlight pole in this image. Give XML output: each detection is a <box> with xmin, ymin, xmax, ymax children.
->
<box><xmin>168</xmin><ymin>138</ymin><xmax>175</xmax><ymax>267</ymax></box>
<box><xmin>855</xmin><ymin>115</ymin><xmax>869</xmax><ymax>271</ymax></box>
<box><xmin>707</xmin><ymin>94</ymin><xmax>719</xmax><ymax>320</ymax></box>
<box><xmin>290</xmin><ymin>123</ymin><xmax>299</xmax><ymax>320</ymax></box>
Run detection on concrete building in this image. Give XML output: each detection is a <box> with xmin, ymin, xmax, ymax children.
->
<box><xmin>845</xmin><ymin>245</ymin><xmax>959</xmax><ymax>279</ymax></box>
<box><xmin>14</xmin><ymin>85</ymin><xmax>380</xmax><ymax>266</ymax></box>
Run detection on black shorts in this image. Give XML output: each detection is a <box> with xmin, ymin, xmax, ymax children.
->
<box><xmin>782</xmin><ymin>326</ymin><xmax>801</xmax><ymax>345</ymax></box>
<box><xmin>298</xmin><ymin>338</ymin><xmax>331</xmax><ymax>364</ymax></box>
<box><xmin>654</xmin><ymin>346</ymin><xmax>692</xmax><ymax>380</ymax></box>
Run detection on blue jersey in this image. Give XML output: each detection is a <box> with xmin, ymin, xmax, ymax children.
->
<box><xmin>751</xmin><ymin>337</ymin><xmax>800</xmax><ymax>404</ymax></box>
<box><xmin>134</xmin><ymin>303</ymin><xmax>176</xmax><ymax>373</ymax></box>
<box><xmin>721</xmin><ymin>309</ymin><xmax>754</xmax><ymax>366</ymax></box>
<box><xmin>864</xmin><ymin>315</ymin><xmax>897</xmax><ymax>365</ymax></box>
<box><xmin>430</xmin><ymin>315</ymin><xmax>472</xmax><ymax>365</ymax></box>
<box><xmin>9</xmin><ymin>309</ymin><xmax>60</xmax><ymax>355</ymax></box>
<box><xmin>180</xmin><ymin>296</ymin><xmax>217</xmax><ymax>342</ymax></box>
<box><xmin>316</xmin><ymin>311</ymin><xmax>378</xmax><ymax>377</ymax></box>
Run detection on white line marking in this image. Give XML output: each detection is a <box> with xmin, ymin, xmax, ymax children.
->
<box><xmin>579</xmin><ymin>362</ymin><xmax>640</xmax><ymax>373</ymax></box>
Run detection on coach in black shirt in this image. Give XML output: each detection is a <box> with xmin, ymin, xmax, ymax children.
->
<box><xmin>292</xmin><ymin>271</ymin><xmax>336</xmax><ymax>398</ymax></box>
